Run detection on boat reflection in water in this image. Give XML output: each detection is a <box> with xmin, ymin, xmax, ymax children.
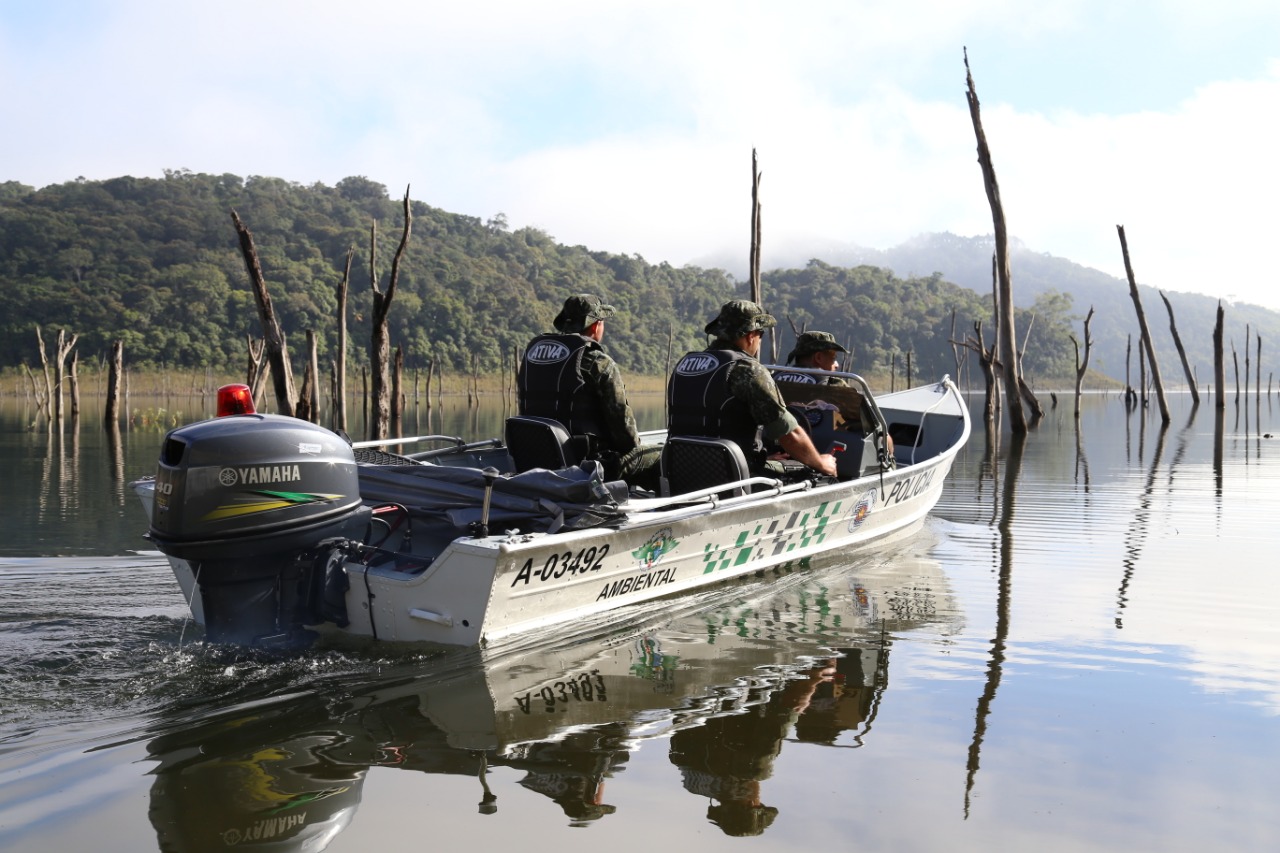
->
<box><xmin>144</xmin><ymin>541</ymin><xmax>961</xmax><ymax>848</ymax></box>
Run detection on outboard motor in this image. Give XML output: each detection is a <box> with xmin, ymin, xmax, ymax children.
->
<box><xmin>147</xmin><ymin>386</ymin><xmax>370</xmax><ymax>646</ymax></box>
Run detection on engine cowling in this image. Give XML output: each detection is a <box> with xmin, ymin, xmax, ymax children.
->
<box><xmin>148</xmin><ymin>413</ymin><xmax>369</xmax><ymax>645</ymax></box>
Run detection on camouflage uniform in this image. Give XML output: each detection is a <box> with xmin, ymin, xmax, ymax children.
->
<box><xmin>708</xmin><ymin>300</ymin><xmax>800</xmax><ymax>445</ymax></box>
<box><xmin>669</xmin><ymin>300</ymin><xmax>799</xmax><ymax>474</ymax></box>
<box><xmin>527</xmin><ymin>294</ymin><xmax>661</xmax><ymax>491</ymax></box>
<box><xmin>718</xmin><ymin>351</ymin><xmax>800</xmax><ymax>445</ymax></box>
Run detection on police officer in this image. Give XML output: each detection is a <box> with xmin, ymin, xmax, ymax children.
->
<box><xmin>667</xmin><ymin>300</ymin><xmax>837</xmax><ymax>478</ymax></box>
<box><xmin>775</xmin><ymin>330</ymin><xmax>892</xmax><ymax>454</ymax></box>
<box><xmin>774</xmin><ymin>331</ymin><xmax>849</xmax><ymax>385</ymax></box>
<box><xmin>518</xmin><ymin>294</ymin><xmax>661</xmax><ymax>491</ymax></box>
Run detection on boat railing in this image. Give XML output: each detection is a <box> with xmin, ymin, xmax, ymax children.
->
<box><xmin>621</xmin><ymin>476</ymin><xmax>813</xmax><ymax>515</ymax></box>
<box><xmin>352</xmin><ymin>433</ymin><xmax>466</xmax><ymax>451</ymax></box>
<box><xmin>350</xmin><ymin>434</ymin><xmax>506</xmax><ymax>461</ymax></box>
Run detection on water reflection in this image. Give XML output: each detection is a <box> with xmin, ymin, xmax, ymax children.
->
<box><xmin>1116</xmin><ymin>418</ymin><xmax>1169</xmax><ymax>629</ymax></box>
<box><xmin>963</xmin><ymin>429</ymin><xmax>1024</xmax><ymax>817</ymax></box>
<box><xmin>141</xmin><ymin>552</ymin><xmax>960</xmax><ymax>849</ymax></box>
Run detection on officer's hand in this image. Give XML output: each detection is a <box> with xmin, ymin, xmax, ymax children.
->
<box><xmin>813</xmin><ymin>453</ymin><xmax>838</xmax><ymax>478</ymax></box>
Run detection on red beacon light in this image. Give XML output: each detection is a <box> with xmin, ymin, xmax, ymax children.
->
<box><xmin>216</xmin><ymin>384</ymin><xmax>256</xmax><ymax>417</ymax></box>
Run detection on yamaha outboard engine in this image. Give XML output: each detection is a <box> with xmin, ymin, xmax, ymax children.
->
<box><xmin>147</xmin><ymin>388</ymin><xmax>369</xmax><ymax>646</ymax></box>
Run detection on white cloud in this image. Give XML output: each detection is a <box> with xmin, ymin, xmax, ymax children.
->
<box><xmin>4</xmin><ymin>1</ymin><xmax>1280</xmax><ymax>307</ymax></box>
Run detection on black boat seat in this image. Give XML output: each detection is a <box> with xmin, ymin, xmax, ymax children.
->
<box><xmin>660</xmin><ymin>436</ymin><xmax>752</xmax><ymax>498</ymax></box>
<box><xmin>505</xmin><ymin>416</ymin><xmax>589</xmax><ymax>472</ymax></box>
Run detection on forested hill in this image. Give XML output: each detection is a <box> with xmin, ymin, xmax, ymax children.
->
<box><xmin>707</xmin><ymin>232</ymin><xmax>1280</xmax><ymax>390</ymax></box>
<box><xmin>3</xmin><ymin>172</ymin><xmax>1266</xmax><ymax>386</ymax></box>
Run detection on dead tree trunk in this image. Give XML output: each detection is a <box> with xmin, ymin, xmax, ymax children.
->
<box><xmin>1158</xmin><ymin>291</ymin><xmax>1199</xmax><ymax>405</ymax></box>
<box><xmin>1070</xmin><ymin>306</ymin><xmax>1095</xmax><ymax>421</ymax></box>
<box><xmin>950</xmin><ymin>308</ymin><xmax>964</xmax><ymax>382</ymax></box>
<box><xmin>1244</xmin><ymin>324</ymin><xmax>1251</xmax><ymax>406</ymax></box>
<box><xmin>369</xmin><ymin>187</ymin><xmax>412</xmax><ymax>442</ymax></box>
<box><xmin>51</xmin><ymin>328</ymin><xmax>78</xmax><ymax>423</ymax></box>
<box><xmin>329</xmin><ymin>361</ymin><xmax>338</xmax><ymax>428</ymax></box>
<box><xmin>295</xmin><ymin>329</ymin><xmax>320</xmax><ymax>423</ymax></box>
<box><xmin>748</xmin><ymin>148</ymin><xmax>777</xmax><ymax>363</ymax></box>
<box><xmin>1124</xmin><ymin>335</ymin><xmax>1136</xmax><ymax>408</ymax></box>
<box><xmin>1139</xmin><ymin>341</ymin><xmax>1148</xmax><ymax>408</ymax></box>
<box><xmin>361</xmin><ymin>366</ymin><xmax>369</xmax><ymax>429</ymax></box>
<box><xmin>959</xmin><ymin>320</ymin><xmax>999</xmax><ymax>426</ymax></box>
<box><xmin>1256</xmin><ymin>334</ymin><xmax>1262</xmax><ymax>407</ymax></box>
<box><xmin>964</xmin><ymin>50</ymin><xmax>1028</xmax><ymax>434</ymax></box>
<box><xmin>34</xmin><ymin>326</ymin><xmax>54</xmax><ymax>417</ymax></box>
<box><xmin>245</xmin><ymin>334</ymin><xmax>265</xmax><ymax>393</ymax></box>
<box><xmin>1014</xmin><ymin>315</ymin><xmax>1045</xmax><ymax>421</ymax></box>
<box><xmin>335</xmin><ymin>246</ymin><xmax>353</xmax><ymax>433</ymax></box>
<box><xmin>23</xmin><ymin>363</ymin><xmax>46</xmax><ymax>414</ymax></box>
<box><xmin>425</xmin><ymin>354</ymin><xmax>435</xmax><ymax>409</ymax></box>
<box><xmin>392</xmin><ymin>345</ymin><xmax>404</xmax><ymax>438</ymax></box>
<box><xmin>232</xmin><ymin>210</ymin><xmax>296</xmax><ymax>416</ymax></box>
<box><xmin>1231</xmin><ymin>342</ymin><xmax>1240</xmax><ymax>404</ymax></box>
<box><xmin>1213</xmin><ymin>303</ymin><xmax>1225</xmax><ymax>410</ymax></box>
<box><xmin>1116</xmin><ymin>225</ymin><xmax>1170</xmax><ymax>424</ymax></box>
<box><xmin>104</xmin><ymin>341</ymin><xmax>123</xmax><ymax>429</ymax></box>
<box><xmin>68</xmin><ymin>348</ymin><xmax>80</xmax><ymax>417</ymax></box>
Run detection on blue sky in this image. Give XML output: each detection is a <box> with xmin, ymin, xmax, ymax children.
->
<box><xmin>3</xmin><ymin>1</ymin><xmax>1279</xmax><ymax>308</ymax></box>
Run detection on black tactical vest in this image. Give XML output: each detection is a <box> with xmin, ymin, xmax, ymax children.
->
<box><xmin>666</xmin><ymin>348</ymin><xmax>759</xmax><ymax>455</ymax></box>
<box><xmin>517</xmin><ymin>333</ymin><xmax>607</xmax><ymax>439</ymax></box>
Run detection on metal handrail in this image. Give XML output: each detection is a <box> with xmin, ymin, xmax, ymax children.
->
<box><xmin>622</xmin><ymin>476</ymin><xmax>813</xmax><ymax>514</ymax></box>
<box><xmin>351</xmin><ymin>434</ymin><xmax>466</xmax><ymax>450</ymax></box>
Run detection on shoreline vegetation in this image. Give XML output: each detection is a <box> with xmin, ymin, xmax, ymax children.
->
<box><xmin>0</xmin><ymin>364</ymin><xmax>1129</xmax><ymax>406</ymax></box>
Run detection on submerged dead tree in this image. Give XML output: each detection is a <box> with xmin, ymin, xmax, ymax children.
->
<box><xmin>245</xmin><ymin>335</ymin><xmax>270</xmax><ymax>409</ymax></box>
<box><xmin>53</xmin><ymin>329</ymin><xmax>78</xmax><ymax>422</ymax></box>
<box><xmin>1014</xmin><ymin>315</ymin><xmax>1045</xmax><ymax>420</ymax></box>
<box><xmin>748</xmin><ymin>148</ymin><xmax>778</xmax><ymax>363</ymax></box>
<box><xmin>368</xmin><ymin>186</ymin><xmax>412</xmax><ymax>442</ymax></box>
<box><xmin>1069</xmin><ymin>306</ymin><xmax>1095</xmax><ymax>420</ymax></box>
<box><xmin>233</xmin><ymin>210</ymin><xmax>296</xmax><ymax>416</ymax></box>
<box><xmin>1116</xmin><ymin>225</ymin><xmax>1170</xmax><ymax>424</ymax></box>
<box><xmin>1159</xmin><ymin>291</ymin><xmax>1199</xmax><ymax>406</ymax></box>
<box><xmin>335</xmin><ymin>246</ymin><xmax>354</xmax><ymax>433</ymax></box>
<box><xmin>964</xmin><ymin>49</ymin><xmax>1032</xmax><ymax>433</ymax></box>
<box><xmin>1213</xmin><ymin>303</ymin><xmax>1225</xmax><ymax>409</ymax></box>
<box><xmin>958</xmin><ymin>319</ymin><xmax>999</xmax><ymax>425</ymax></box>
<box><xmin>103</xmin><ymin>340</ymin><xmax>124</xmax><ymax>429</ymax></box>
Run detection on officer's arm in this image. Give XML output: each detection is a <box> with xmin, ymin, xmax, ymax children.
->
<box><xmin>587</xmin><ymin>352</ymin><xmax>640</xmax><ymax>452</ymax></box>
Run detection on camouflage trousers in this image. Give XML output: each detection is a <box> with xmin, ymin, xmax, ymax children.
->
<box><xmin>616</xmin><ymin>444</ymin><xmax>663</xmax><ymax>494</ymax></box>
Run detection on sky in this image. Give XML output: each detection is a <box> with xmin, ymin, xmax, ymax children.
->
<box><xmin>3</xmin><ymin>0</ymin><xmax>1279</xmax><ymax>308</ymax></box>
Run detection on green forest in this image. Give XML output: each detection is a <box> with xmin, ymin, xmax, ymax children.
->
<box><xmin>0</xmin><ymin>172</ymin><xmax>1115</xmax><ymax>385</ymax></box>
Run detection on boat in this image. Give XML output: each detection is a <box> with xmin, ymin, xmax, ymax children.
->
<box><xmin>131</xmin><ymin>368</ymin><xmax>970</xmax><ymax>648</ymax></box>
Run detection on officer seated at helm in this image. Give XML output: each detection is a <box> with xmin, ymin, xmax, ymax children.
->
<box><xmin>667</xmin><ymin>300</ymin><xmax>837</xmax><ymax>480</ymax></box>
<box><xmin>517</xmin><ymin>293</ymin><xmax>662</xmax><ymax>492</ymax></box>
<box><xmin>772</xmin><ymin>331</ymin><xmax>850</xmax><ymax>385</ymax></box>
<box><xmin>770</xmin><ymin>329</ymin><xmax>894</xmax><ymax>459</ymax></box>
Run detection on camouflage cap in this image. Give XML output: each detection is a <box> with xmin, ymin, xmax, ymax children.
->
<box><xmin>704</xmin><ymin>299</ymin><xmax>777</xmax><ymax>339</ymax></box>
<box><xmin>553</xmin><ymin>294</ymin><xmax>616</xmax><ymax>333</ymax></box>
<box><xmin>789</xmin><ymin>331</ymin><xmax>848</xmax><ymax>362</ymax></box>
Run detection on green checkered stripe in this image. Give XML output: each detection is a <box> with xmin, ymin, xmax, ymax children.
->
<box><xmin>701</xmin><ymin>500</ymin><xmax>843</xmax><ymax>573</ymax></box>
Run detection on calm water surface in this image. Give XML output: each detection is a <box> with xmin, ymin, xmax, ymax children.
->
<box><xmin>1</xmin><ymin>391</ymin><xmax>1278</xmax><ymax>852</ymax></box>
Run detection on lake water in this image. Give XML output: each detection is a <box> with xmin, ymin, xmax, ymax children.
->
<box><xmin>2</xmin><ymin>389</ymin><xmax>1279</xmax><ymax>852</ymax></box>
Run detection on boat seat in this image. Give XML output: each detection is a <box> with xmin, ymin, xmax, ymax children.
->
<box><xmin>660</xmin><ymin>436</ymin><xmax>752</xmax><ymax>498</ymax></box>
<box><xmin>504</xmin><ymin>416</ymin><xmax>588</xmax><ymax>473</ymax></box>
